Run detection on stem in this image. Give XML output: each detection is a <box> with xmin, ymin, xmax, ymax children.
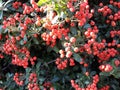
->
<box><xmin>47</xmin><ymin>60</ymin><xmax>56</xmax><ymax>64</ymax></box>
<box><xmin>2</xmin><ymin>63</ymin><xmax>12</xmax><ymax>71</ymax></box>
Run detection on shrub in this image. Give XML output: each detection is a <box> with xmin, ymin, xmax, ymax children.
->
<box><xmin>0</xmin><ymin>0</ymin><xmax>120</xmax><ymax>90</ymax></box>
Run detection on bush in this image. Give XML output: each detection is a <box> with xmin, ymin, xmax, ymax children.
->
<box><xmin>0</xmin><ymin>0</ymin><xmax>120</xmax><ymax>90</ymax></box>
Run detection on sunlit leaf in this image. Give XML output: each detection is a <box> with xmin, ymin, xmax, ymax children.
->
<box><xmin>37</xmin><ymin>0</ymin><xmax>50</xmax><ymax>6</ymax></box>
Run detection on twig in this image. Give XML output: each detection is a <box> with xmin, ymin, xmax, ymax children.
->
<box><xmin>2</xmin><ymin>63</ymin><xmax>12</xmax><ymax>71</ymax></box>
<box><xmin>47</xmin><ymin>60</ymin><xmax>56</xmax><ymax>64</ymax></box>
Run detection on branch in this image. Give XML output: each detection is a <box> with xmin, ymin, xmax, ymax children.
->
<box><xmin>47</xmin><ymin>60</ymin><xmax>56</xmax><ymax>64</ymax></box>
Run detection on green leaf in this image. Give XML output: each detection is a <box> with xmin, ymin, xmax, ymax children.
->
<box><xmin>67</xmin><ymin>9</ymin><xmax>74</xmax><ymax>17</ymax></box>
<box><xmin>108</xmin><ymin>5</ymin><xmax>114</xmax><ymax>9</ymax></box>
<box><xmin>53</xmin><ymin>46</ymin><xmax>59</xmax><ymax>53</ymax></box>
<box><xmin>81</xmin><ymin>67</ymin><xmax>86</xmax><ymax>73</ymax></box>
<box><xmin>90</xmin><ymin>71</ymin><xmax>96</xmax><ymax>76</ymax></box>
<box><xmin>0</xmin><ymin>10</ymin><xmax>3</xmax><ymax>19</ymax></box>
<box><xmin>25</xmin><ymin>68</ymin><xmax>31</xmax><ymax>84</ymax></box>
<box><xmin>23</xmin><ymin>35</ymin><xmax>28</xmax><ymax>42</ymax></box>
<box><xmin>73</xmin><ymin>66</ymin><xmax>79</xmax><ymax>71</ymax></box>
<box><xmin>37</xmin><ymin>0</ymin><xmax>49</xmax><ymax>6</ymax></box>
<box><xmin>51</xmin><ymin>76</ymin><xmax>60</xmax><ymax>82</ymax></box>
<box><xmin>47</xmin><ymin>46</ymin><xmax>53</xmax><ymax>52</ymax></box>
<box><xmin>0</xmin><ymin>25</ymin><xmax>3</xmax><ymax>33</ymax></box>
<box><xmin>83</xmin><ymin>24</ymin><xmax>91</xmax><ymax>29</ymax></box>
<box><xmin>33</xmin><ymin>38</ymin><xmax>39</xmax><ymax>44</ymax></box>
<box><xmin>39</xmin><ymin>77</ymin><xmax>45</xmax><ymax>82</ymax></box>
<box><xmin>53</xmin><ymin>83</ymin><xmax>62</xmax><ymax>90</ymax></box>
<box><xmin>0</xmin><ymin>0</ymin><xmax>3</xmax><ymax>8</ymax></box>
<box><xmin>100</xmin><ymin>72</ymin><xmax>110</xmax><ymax>76</ymax></box>
<box><xmin>19</xmin><ymin>40</ymin><xmax>24</xmax><ymax>45</ymax></box>
<box><xmin>25</xmin><ymin>68</ymin><xmax>31</xmax><ymax>74</ymax></box>
<box><xmin>112</xmin><ymin>67</ymin><xmax>120</xmax><ymax>78</ymax></box>
<box><xmin>36</xmin><ymin>61</ymin><xmax>41</xmax><ymax>71</ymax></box>
<box><xmin>60</xmin><ymin>11</ymin><xmax>66</xmax><ymax>18</ymax></box>
<box><xmin>73</xmin><ymin>53</ymin><xmax>82</xmax><ymax>63</ymax></box>
<box><xmin>54</xmin><ymin>3</ymin><xmax>59</xmax><ymax>12</ymax></box>
<box><xmin>85</xmin><ymin>80</ymin><xmax>90</xmax><ymax>85</ymax></box>
<box><xmin>70</xmin><ymin>27</ymin><xmax>77</xmax><ymax>35</ymax></box>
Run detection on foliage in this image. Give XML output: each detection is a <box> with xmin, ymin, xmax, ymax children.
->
<box><xmin>0</xmin><ymin>0</ymin><xmax>120</xmax><ymax>90</ymax></box>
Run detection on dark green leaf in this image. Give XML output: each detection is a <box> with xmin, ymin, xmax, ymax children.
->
<box><xmin>25</xmin><ymin>68</ymin><xmax>31</xmax><ymax>84</ymax></box>
<box><xmin>70</xmin><ymin>27</ymin><xmax>77</xmax><ymax>35</ymax></box>
<box><xmin>51</xmin><ymin>76</ymin><xmax>60</xmax><ymax>82</ymax></box>
<box><xmin>90</xmin><ymin>71</ymin><xmax>96</xmax><ymax>76</ymax></box>
<box><xmin>53</xmin><ymin>46</ymin><xmax>59</xmax><ymax>53</ymax></box>
<box><xmin>112</xmin><ymin>67</ymin><xmax>120</xmax><ymax>78</ymax></box>
<box><xmin>83</xmin><ymin>24</ymin><xmax>91</xmax><ymax>29</ymax></box>
<box><xmin>0</xmin><ymin>25</ymin><xmax>3</xmax><ymax>33</ymax></box>
<box><xmin>47</xmin><ymin>46</ymin><xmax>53</xmax><ymax>52</ymax></box>
<box><xmin>33</xmin><ymin>38</ymin><xmax>39</xmax><ymax>44</ymax></box>
<box><xmin>100</xmin><ymin>72</ymin><xmax>110</xmax><ymax>76</ymax></box>
<box><xmin>36</xmin><ymin>61</ymin><xmax>41</xmax><ymax>71</ymax></box>
<box><xmin>23</xmin><ymin>35</ymin><xmax>28</xmax><ymax>42</ymax></box>
<box><xmin>0</xmin><ymin>10</ymin><xmax>3</xmax><ymax>19</ymax></box>
<box><xmin>73</xmin><ymin>53</ymin><xmax>82</xmax><ymax>62</ymax></box>
<box><xmin>20</xmin><ymin>40</ymin><xmax>24</xmax><ymax>45</ymax></box>
<box><xmin>39</xmin><ymin>77</ymin><xmax>45</xmax><ymax>82</ymax></box>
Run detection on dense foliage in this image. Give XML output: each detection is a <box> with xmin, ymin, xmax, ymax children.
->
<box><xmin>0</xmin><ymin>0</ymin><xmax>120</xmax><ymax>90</ymax></box>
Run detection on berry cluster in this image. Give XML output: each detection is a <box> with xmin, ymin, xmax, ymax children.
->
<box><xmin>99</xmin><ymin>85</ymin><xmax>110</xmax><ymax>90</ymax></box>
<box><xmin>114</xmin><ymin>59</ymin><xmax>120</xmax><ymax>67</ymax></box>
<box><xmin>83</xmin><ymin>26</ymin><xmax>99</xmax><ymax>54</ymax></box>
<box><xmin>107</xmin><ymin>11</ymin><xmax>120</xmax><ymax>23</ymax></box>
<box><xmin>3</xmin><ymin>16</ymin><xmax>17</xmax><ymax>29</ymax></box>
<box><xmin>110</xmin><ymin>30</ymin><xmax>120</xmax><ymax>38</ymax></box>
<box><xmin>41</xmin><ymin>26</ymin><xmax>70</xmax><ymax>47</ymax></box>
<box><xmin>1</xmin><ymin>0</ymin><xmax>120</xmax><ymax>89</ymax></box>
<box><xmin>3</xmin><ymin>38</ymin><xmax>37</xmax><ymax>68</ymax></box>
<box><xmin>67</xmin><ymin>0</ymin><xmax>93</xmax><ymax>26</ymax></box>
<box><xmin>84</xmin><ymin>27</ymin><xmax>98</xmax><ymax>39</ymax></box>
<box><xmin>99</xmin><ymin>64</ymin><xmax>113</xmax><ymax>72</ymax></box>
<box><xmin>109</xmin><ymin>0</ymin><xmax>120</xmax><ymax>8</ymax></box>
<box><xmin>12</xmin><ymin>1</ymin><xmax>22</xmax><ymax>9</ymax></box>
<box><xmin>23</xmin><ymin>4</ymin><xmax>34</xmax><ymax>15</ymax></box>
<box><xmin>71</xmin><ymin>74</ymin><xmax>99</xmax><ymax>90</ymax></box>
<box><xmin>13</xmin><ymin>73</ymin><xmax>24</xmax><ymax>86</ymax></box>
<box><xmin>99</xmin><ymin>1</ymin><xmax>120</xmax><ymax>27</ymax></box>
<box><xmin>28</xmin><ymin>73</ymin><xmax>40</xmax><ymax>90</ymax></box>
<box><xmin>3</xmin><ymin>38</ymin><xmax>18</xmax><ymax>55</ymax></box>
<box><xmin>98</xmin><ymin>6</ymin><xmax>112</xmax><ymax>17</ymax></box>
<box><xmin>92</xmin><ymin>42</ymin><xmax>105</xmax><ymax>55</ymax></box>
<box><xmin>12</xmin><ymin>48</ymin><xmax>37</xmax><ymax>68</ymax></box>
<box><xmin>97</xmin><ymin>48</ymin><xmax>118</xmax><ymax>62</ymax></box>
<box><xmin>0</xmin><ymin>53</ymin><xmax>4</xmax><ymax>59</ymax></box>
<box><xmin>55</xmin><ymin>58</ymin><xmax>68</xmax><ymax>70</ymax></box>
<box><xmin>43</xmin><ymin>82</ymin><xmax>51</xmax><ymax>88</ymax></box>
<box><xmin>55</xmin><ymin>36</ymin><xmax>79</xmax><ymax>69</ymax></box>
<box><xmin>43</xmin><ymin>82</ymin><xmax>54</xmax><ymax>90</ymax></box>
